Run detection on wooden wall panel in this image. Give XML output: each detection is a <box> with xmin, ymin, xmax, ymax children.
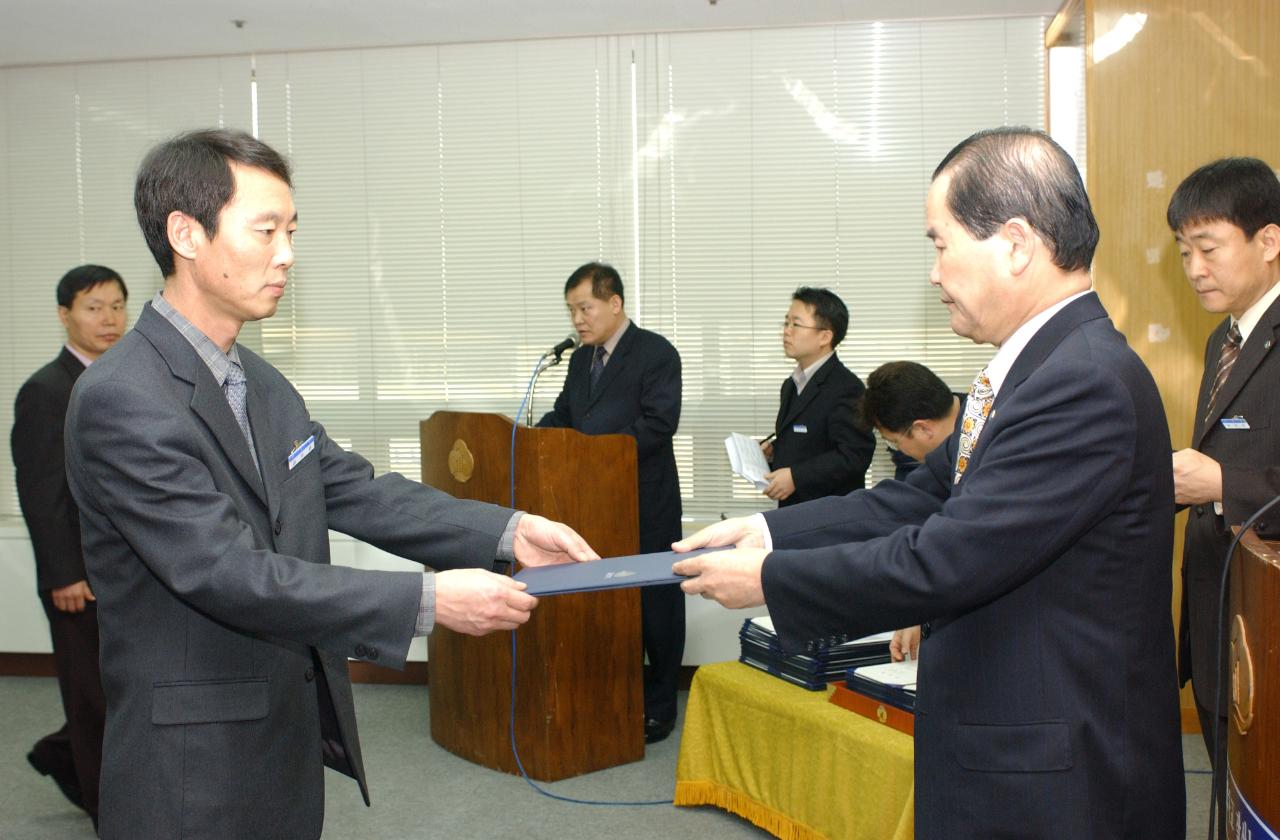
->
<box><xmin>1085</xmin><ymin>0</ymin><xmax>1280</xmax><ymax>728</ymax></box>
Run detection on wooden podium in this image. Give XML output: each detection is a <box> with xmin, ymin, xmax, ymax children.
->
<box><xmin>419</xmin><ymin>411</ymin><xmax>644</xmax><ymax>781</ymax></box>
<box><xmin>1227</xmin><ymin>529</ymin><xmax>1280</xmax><ymax>834</ymax></box>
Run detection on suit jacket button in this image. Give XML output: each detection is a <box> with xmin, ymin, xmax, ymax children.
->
<box><xmin>367</xmin><ymin>647</ymin><xmax>379</xmax><ymax>661</ymax></box>
<box><xmin>1194</xmin><ymin>505</ymin><xmax>1205</xmax><ymax>516</ymax></box>
<box><xmin>355</xmin><ymin>644</ymin><xmax>368</xmax><ymax>658</ymax></box>
<box><xmin>273</xmin><ymin>517</ymin><xmax>283</xmax><ymax>535</ymax></box>
<box><xmin>304</xmin><ymin>666</ymin><xmax>315</xmax><ymax>682</ymax></box>
<box><xmin>921</xmin><ymin>622</ymin><xmax>932</xmax><ymax>640</ymax></box>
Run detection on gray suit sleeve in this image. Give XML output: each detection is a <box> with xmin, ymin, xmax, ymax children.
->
<box><xmin>67</xmin><ymin>377</ymin><xmax>425</xmax><ymax>667</ymax></box>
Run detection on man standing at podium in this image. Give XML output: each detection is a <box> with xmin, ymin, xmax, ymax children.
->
<box><xmin>539</xmin><ymin>262</ymin><xmax>684</xmax><ymax>744</ymax></box>
<box><xmin>673</xmin><ymin>128</ymin><xmax>1184</xmax><ymax>838</ymax></box>
<box><xmin>1167</xmin><ymin>156</ymin><xmax>1280</xmax><ymax>806</ymax></box>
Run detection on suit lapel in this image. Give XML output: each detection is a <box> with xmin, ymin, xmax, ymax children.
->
<box><xmin>245</xmin><ymin>369</ymin><xmax>282</xmax><ymax>514</ymax></box>
<box><xmin>775</xmin><ymin>378</ymin><xmax>797</xmax><ymax>433</ymax></box>
<box><xmin>134</xmin><ymin>305</ymin><xmax>268</xmax><ymax>506</ymax></box>
<box><xmin>778</xmin><ymin>355</ymin><xmax>838</xmax><ymax>431</ymax></box>
<box><xmin>1192</xmin><ymin>320</ymin><xmax>1231</xmax><ymax>446</ymax></box>
<box><xmin>584</xmin><ymin>323</ymin><xmax>638</xmax><ymax>412</ymax></box>
<box><xmin>56</xmin><ymin>346</ymin><xmax>86</xmax><ymax>383</ymax></box>
<box><xmin>1196</xmin><ymin>297</ymin><xmax>1280</xmax><ymax>446</ymax></box>
<box><xmin>995</xmin><ymin>293</ymin><xmax>1107</xmax><ymax>413</ymax></box>
<box><xmin>956</xmin><ymin>293</ymin><xmax>1106</xmax><ymax>486</ymax></box>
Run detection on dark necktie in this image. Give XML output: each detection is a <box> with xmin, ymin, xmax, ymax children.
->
<box><xmin>1205</xmin><ymin>323</ymin><xmax>1242</xmax><ymax>421</ymax></box>
<box><xmin>590</xmin><ymin>346</ymin><xmax>607</xmax><ymax>393</ymax></box>
<box><xmin>224</xmin><ymin>360</ymin><xmax>260</xmax><ymax>470</ymax></box>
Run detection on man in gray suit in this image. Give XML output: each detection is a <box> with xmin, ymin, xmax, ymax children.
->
<box><xmin>64</xmin><ymin>129</ymin><xmax>597</xmax><ymax>840</ymax></box>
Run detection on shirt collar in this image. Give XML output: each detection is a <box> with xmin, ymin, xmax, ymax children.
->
<box><xmin>1234</xmin><ymin>279</ymin><xmax>1280</xmax><ymax>344</ymax></box>
<box><xmin>985</xmin><ymin>289</ymin><xmax>1093</xmax><ymax>396</ymax></box>
<box><xmin>151</xmin><ymin>291</ymin><xmax>243</xmax><ymax>386</ymax></box>
<box><xmin>64</xmin><ymin>344</ymin><xmax>95</xmax><ymax>368</ymax></box>
<box><xmin>792</xmin><ymin>351</ymin><xmax>834</xmax><ymax>390</ymax></box>
<box><xmin>600</xmin><ymin>317</ymin><xmax>630</xmax><ymax>358</ymax></box>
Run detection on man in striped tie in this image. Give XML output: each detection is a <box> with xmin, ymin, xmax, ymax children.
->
<box><xmin>1168</xmin><ymin>156</ymin><xmax>1280</xmax><ymax>804</ymax></box>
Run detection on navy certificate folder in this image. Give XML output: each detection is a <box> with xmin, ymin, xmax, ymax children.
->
<box><xmin>514</xmin><ymin>547</ymin><xmax>723</xmax><ymax>596</ymax></box>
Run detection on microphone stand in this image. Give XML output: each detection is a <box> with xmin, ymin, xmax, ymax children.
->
<box><xmin>524</xmin><ymin>350</ymin><xmax>567</xmax><ymax>427</ymax></box>
<box><xmin>524</xmin><ymin>350</ymin><xmax>555</xmax><ymax>427</ymax></box>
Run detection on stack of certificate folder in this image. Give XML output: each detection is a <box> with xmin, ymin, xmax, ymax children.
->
<box><xmin>739</xmin><ymin>616</ymin><xmax>893</xmax><ymax>691</ymax></box>
<box><xmin>844</xmin><ymin>660</ymin><xmax>917</xmax><ymax>713</ymax></box>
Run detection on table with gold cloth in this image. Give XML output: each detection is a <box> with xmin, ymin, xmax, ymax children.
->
<box><xmin>675</xmin><ymin>661</ymin><xmax>914</xmax><ymax>840</ymax></box>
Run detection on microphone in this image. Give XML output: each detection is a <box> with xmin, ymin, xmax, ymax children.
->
<box><xmin>550</xmin><ymin>333</ymin><xmax>579</xmax><ymax>363</ymax></box>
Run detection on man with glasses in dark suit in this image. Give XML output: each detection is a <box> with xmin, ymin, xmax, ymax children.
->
<box><xmin>761</xmin><ymin>287</ymin><xmax>874</xmax><ymax>507</ymax></box>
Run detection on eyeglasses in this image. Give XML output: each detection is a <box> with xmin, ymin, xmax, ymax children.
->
<box><xmin>780</xmin><ymin>319</ymin><xmax>825</xmax><ymax>332</ymax></box>
<box><xmin>881</xmin><ymin>425</ymin><xmax>914</xmax><ymax>452</ymax></box>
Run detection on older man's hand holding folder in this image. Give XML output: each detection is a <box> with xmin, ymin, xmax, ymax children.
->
<box><xmin>514</xmin><ymin>546</ymin><xmax>730</xmax><ymax>596</ymax></box>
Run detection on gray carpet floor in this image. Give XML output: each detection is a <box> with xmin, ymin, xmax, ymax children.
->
<box><xmin>1</xmin><ymin>675</ymin><xmax>1214</xmax><ymax>839</ymax></box>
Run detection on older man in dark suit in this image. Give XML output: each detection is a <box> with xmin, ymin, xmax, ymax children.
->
<box><xmin>64</xmin><ymin>129</ymin><xmax>596</xmax><ymax>840</ymax></box>
<box><xmin>538</xmin><ymin>261</ymin><xmax>684</xmax><ymax>744</ymax></box>
<box><xmin>12</xmin><ymin>264</ymin><xmax>127</xmax><ymax>829</ymax></box>
<box><xmin>762</xmin><ymin>287</ymin><xmax>874</xmax><ymax>507</ymax></box>
<box><xmin>674</xmin><ymin>128</ymin><xmax>1184</xmax><ymax>839</ymax></box>
<box><xmin>1168</xmin><ymin>156</ymin><xmax>1280</xmax><ymax>814</ymax></box>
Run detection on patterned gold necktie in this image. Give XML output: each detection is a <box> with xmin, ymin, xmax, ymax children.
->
<box><xmin>1204</xmin><ymin>322</ymin><xmax>1242</xmax><ymax>422</ymax></box>
<box><xmin>955</xmin><ymin>367</ymin><xmax>994</xmax><ymax>484</ymax></box>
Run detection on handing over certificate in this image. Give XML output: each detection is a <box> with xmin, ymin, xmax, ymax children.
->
<box><xmin>514</xmin><ymin>547</ymin><xmax>725</xmax><ymax>596</ymax></box>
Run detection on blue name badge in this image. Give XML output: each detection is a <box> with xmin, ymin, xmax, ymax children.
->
<box><xmin>287</xmin><ymin>435</ymin><xmax>316</xmax><ymax>470</ymax></box>
<box><xmin>792</xmin><ymin>424</ymin><xmax>808</xmax><ymax>434</ymax></box>
<box><xmin>1221</xmin><ymin>416</ymin><xmax>1251</xmax><ymax>430</ymax></box>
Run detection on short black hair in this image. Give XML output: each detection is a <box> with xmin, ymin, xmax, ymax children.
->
<box><xmin>1166</xmin><ymin>157</ymin><xmax>1280</xmax><ymax>239</ymax></box>
<box><xmin>135</xmin><ymin>129</ymin><xmax>293</xmax><ymax>277</ymax></box>
<box><xmin>564</xmin><ymin>262</ymin><xmax>624</xmax><ymax>304</ymax></box>
<box><xmin>933</xmin><ymin>127</ymin><xmax>1099</xmax><ymax>273</ymax></box>
<box><xmin>791</xmin><ymin>286</ymin><xmax>848</xmax><ymax>347</ymax></box>
<box><xmin>859</xmin><ymin>361</ymin><xmax>953</xmax><ymax>434</ymax></box>
<box><xmin>56</xmin><ymin>264</ymin><xmax>128</xmax><ymax>308</ymax></box>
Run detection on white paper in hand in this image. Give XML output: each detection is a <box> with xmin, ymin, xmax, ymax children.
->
<box><xmin>725</xmin><ymin>432</ymin><xmax>771</xmax><ymax>491</ymax></box>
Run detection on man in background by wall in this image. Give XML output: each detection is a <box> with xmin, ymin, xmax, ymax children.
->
<box><xmin>538</xmin><ymin>262</ymin><xmax>684</xmax><ymax>744</ymax></box>
<box><xmin>762</xmin><ymin>287</ymin><xmax>874</xmax><ymax>506</ymax></box>
<box><xmin>1167</xmin><ymin>156</ymin><xmax>1280</xmax><ymax>806</ymax></box>
<box><xmin>859</xmin><ymin>360</ymin><xmax>963</xmax><ymax>481</ymax></box>
<box><xmin>12</xmin><ymin>264</ymin><xmax>128</xmax><ymax>829</ymax></box>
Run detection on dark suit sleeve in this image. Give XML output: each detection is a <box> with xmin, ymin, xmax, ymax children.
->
<box><xmin>760</xmin><ymin>358</ymin><xmax>1140</xmax><ymax>652</ymax></box>
<box><xmin>765</xmin><ymin>441</ymin><xmax>953</xmax><ymax>549</ymax></box>
<box><xmin>1221</xmin><ymin>463</ymin><xmax>1280</xmax><ymax>528</ymax></box>
<box><xmin>311</xmin><ymin>419</ymin><xmax>515</xmax><ymax>561</ymax></box>
<box><xmin>786</xmin><ymin>378</ymin><xmax>875</xmax><ymax>494</ymax></box>
<box><xmin>619</xmin><ymin>339</ymin><xmax>681</xmax><ymax>462</ymax></box>
<box><xmin>12</xmin><ymin>378</ymin><xmax>84</xmax><ymax>590</ymax></box>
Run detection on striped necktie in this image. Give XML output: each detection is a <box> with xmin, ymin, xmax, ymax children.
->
<box><xmin>1204</xmin><ymin>322</ymin><xmax>1242</xmax><ymax>421</ymax></box>
<box><xmin>589</xmin><ymin>346</ymin><xmax>607</xmax><ymax>393</ymax></box>
<box><xmin>954</xmin><ymin>367</ymin><xmax>994</xmax><ymax>484</ymax></box>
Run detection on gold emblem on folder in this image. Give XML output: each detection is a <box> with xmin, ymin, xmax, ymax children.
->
<box><xmin>448</xmin><ymin>438</ymin><xmax>475</xmax><ymax>483</ymax></box>
<box><xmin>1231</xmin><ymin>614</ymin><xmax>1254</xmax><ymax>734</ymax></box>
<box><xmin>876</xmin><ymin>705</ymin><xmax>888</xmax><ymax>725</ymax></box>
